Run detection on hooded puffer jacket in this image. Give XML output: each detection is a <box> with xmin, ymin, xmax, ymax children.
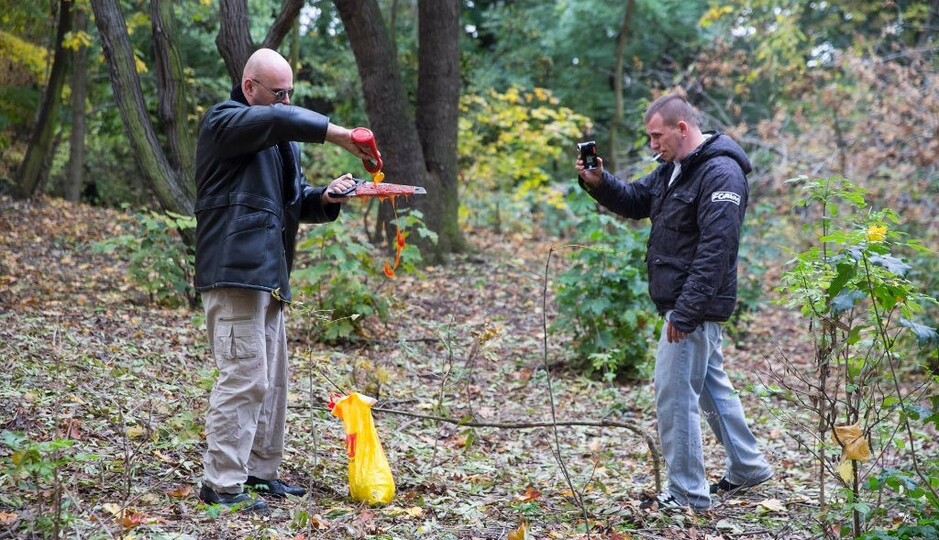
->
<box><xmin>194</xmin><ymin>85</ymin><xmax>341</xmax><ymax>301</ymax></box>
<box><xmin>581</xmin><ymin>132</ymin><xmax>751</xmax><ymax>333</ymax></box>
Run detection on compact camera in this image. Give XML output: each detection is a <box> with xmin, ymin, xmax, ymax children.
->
<box><xmin>577</xmin><ymin>140</ymin><xmax>598</xmax><ymax>170</ymax></box>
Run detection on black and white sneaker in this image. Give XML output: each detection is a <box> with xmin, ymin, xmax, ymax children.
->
<box><xmin>639</xmin><ymin>492</ymin><xmax>686</xmax><ymax>511</ymax></box>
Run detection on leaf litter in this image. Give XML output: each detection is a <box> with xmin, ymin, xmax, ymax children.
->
<box><xmin>0</xmin><ymin>194</ymin><xmax>918</xmax><ymax>539</ymax></box>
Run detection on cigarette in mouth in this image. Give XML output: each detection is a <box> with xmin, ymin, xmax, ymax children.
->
<box><xmin>650</xmin><ymin>153</ymin><xmax>662</xmax><ymax>162</ymax></box>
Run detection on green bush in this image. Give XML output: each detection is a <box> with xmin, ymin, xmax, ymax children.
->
<box><xmin>92</xmin><ymin>210</ymin><xmax>195</xmax><ymax>307</ymax></box>
<box><xmin>552</xmin><ymin>200</ymin><xmax>660</xmax><ymax>380</ymax></box>
<box><xmin>776</xmin><ymin>175</ymin><xmax>939</xmax><ymax>537</ymax></box>
<box><xmin>292</xmin><ymin>208</ymin><xmax>431</xmax><ymax>341</ymax></box>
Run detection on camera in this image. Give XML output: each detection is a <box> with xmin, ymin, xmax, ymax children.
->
<box><xmin>577</xmin><ymin>140</ymin><xmax>598</xmax><ymax>170</ymax></box>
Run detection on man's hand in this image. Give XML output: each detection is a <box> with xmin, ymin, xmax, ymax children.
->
<box><xmin>325</xmin><ymin>124</ymin><xmax>380</xmax><ymax>163</ymax></box>
<box><xmin>666</xmin><ymin>320</ymin><xmax>688</xmax><ymax>343</ymax></box>
<box><xmin>576</xmin><ymin>156</ymin><xmax>604</xmax><ymax>188</ymax></box>
<box><xmin>322</xmin><ymin>173</ymin><xmax>357</xmax><ymax>204</ymax></box>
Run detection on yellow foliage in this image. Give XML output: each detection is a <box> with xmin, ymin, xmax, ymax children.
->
<box><xmin>62</xmin><ymin>30</ymin><xmax>93</xmax><ymax>51</ymax></box>
<box><xmin>699</xmin><ymin>5</ymin><xmax>735</xmax><ymax>28</ymax></box>
<box><xmin>866</xmin><ymin>225</ymin><xmax>887</xmax><ymax>242</ymax></box>
<box><xmin>0</xmin><ymin>31</ymin><xmax>48</xmax><ymax>84</ymax></box>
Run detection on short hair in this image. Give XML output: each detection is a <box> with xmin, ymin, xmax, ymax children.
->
<box><xmin>644</xmin><ymin>94</ymin><xmax>702</xmax><ymax>128</ymax></box>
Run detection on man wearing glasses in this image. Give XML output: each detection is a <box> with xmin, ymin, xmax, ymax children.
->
<box><xmin>193</xmin><ymin>48</ymin><xmax>377</xmax><ymax>512</ymax></box>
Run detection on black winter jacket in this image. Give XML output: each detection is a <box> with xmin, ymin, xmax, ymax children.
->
<box><xmin>194</xmin><ymin>86</ymin><xmax>341</xmax><ymax>301</ymax></box>
<box><xmin>581</xmin><ymin>133</ymin><xmax>750</xmax><ymax>333</ymax></box>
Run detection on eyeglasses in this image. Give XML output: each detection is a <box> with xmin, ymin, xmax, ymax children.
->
<box><xmin>250</xmin><ymin>78</ymin><xmax>292</xmax><ymax>103</ymax></box>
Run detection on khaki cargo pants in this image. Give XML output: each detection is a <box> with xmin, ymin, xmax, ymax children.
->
<box><xmin>201</xmin><ymin>288</ymin><xmax>288</xmax><ymax>494</ymax></box>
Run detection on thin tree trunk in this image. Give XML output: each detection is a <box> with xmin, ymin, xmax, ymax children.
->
<box><xmin>64</xmin><ymin>7</ymin><xmax>89</xmax><ymax>203</ymax></box>
<box><xmin>152</xmin><ymin>0</ymin><xmax>195</xmax><ymax>195</ymax></box>
<box><xmin>91</xmin><ymin>0</ymin><xmax>193</xmax><ymax>215</ymax></box>
<box><xmin>15</xmin><ymin>0</ymin><xmax>73</xmax><ymax>198</ymax></box>
<box><xmin>216</xmin><ymin>0</ymin><xmax>253</xmax><ymax>84</ymax></box>
<box><xmin>609</xmin><ymin>0</ymin><xmax>635</xmax><ymax>172</ymax></box>
<box><xmin>216</xmin><ymin>0</ymin><xmax>303</xmax><ymax>85</ymax></box>
<box><xmin>262</xmin><ymin>0</ymin><xmax>304</xmax><ymax>50</ymax></box>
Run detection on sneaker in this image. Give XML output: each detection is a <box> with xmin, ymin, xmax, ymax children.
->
<box><xmin>639</xmin><ymin>492</ymin><xmax>686</xmax><ymax>511</ymax></box>
<box><xmin>199</xmin><ymin>485</ymin><xmax>269</xmax><ymax>512</ymax></box>
<box><xmin>709</xmin><ymin>475</ymin><xmax>772</xmax><ymax>495</ymax></box>
<box><xmin>245</xmin><ymin>476</ymin><xmax>306</xmax><ymax>498</ymax></box>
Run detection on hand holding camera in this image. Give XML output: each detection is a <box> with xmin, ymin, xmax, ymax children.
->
<box><xmin>576</xmin><ymin>140</ymin><xmax>603</xmax><ymax>188</ymax></box>
<box><xmin>577</xmin><ymin>140</ymin><xmax>598</xmax><ymax>170</ymax></box>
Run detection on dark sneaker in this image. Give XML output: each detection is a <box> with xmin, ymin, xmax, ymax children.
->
<box><xmin>710</xmin><ymin>475</ymin><xmax>772</xmax><ymax>495</ymax></box>
<box><xmin>639</xmin><ymin>492</ymin><xmax>686</xmax><ymax>512</ymax></box>
<box><xmin>199</xmin><ymin>485</ymin><xmax>269</xmax><ymax>512</ymax></box>
<box><xmin>245</xmin><ymin>476</ymin><xmax>306</xmax><ymax>498</ymax></box>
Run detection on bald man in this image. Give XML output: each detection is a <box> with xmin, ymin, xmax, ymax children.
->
<box><xmin>194</xmin><ymin>48</ymin><xmax>377</xmax><ymax>512</ymax></box>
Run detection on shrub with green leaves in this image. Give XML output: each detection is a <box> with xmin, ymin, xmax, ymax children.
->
<box><xmin>92</xmin><ymin>210</ymin><xmax>195</xmax><ymax>307</ymax></box>
<box><xmin>292</xmin><ymin>208</ymin><xmax>431</xmax><ymax>341</ymax></box>
<box><xmin>1</xmin><ymin>430</ymin><xmax>97</xmax><ymax>537</ymax></box>
<box><xmin>775</xmin><ymin>175</ymin><xmax>939</xmax><ymax>538</ymax></box>
<box><xmin>552</xmin><ymin>203</ymin><xmax>660</xmax><ymax>380</ymax></box>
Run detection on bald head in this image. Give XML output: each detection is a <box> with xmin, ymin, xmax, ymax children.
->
<box><xmin>241</xmin><ymin>48</ymin><xmax>294</xmax><ymax>105</ymax></box>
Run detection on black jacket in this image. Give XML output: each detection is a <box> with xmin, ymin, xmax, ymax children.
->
<box><xmin>194</xmin><ymin>86</ymin><xmax>341</xmax><ymax>301</ymax></box>
<box><xmin>582</xmin><ymin>133</ymin><xmax>750</xmax><ymax>333</ymax></box>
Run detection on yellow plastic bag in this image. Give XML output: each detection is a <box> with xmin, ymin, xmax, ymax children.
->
<box><xmin>328</xmin><ymin>392</ymin><xmax>395</xmax><ymax>505</ymax></box>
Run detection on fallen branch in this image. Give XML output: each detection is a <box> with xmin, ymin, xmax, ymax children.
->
<box><xmin>297</xmin><ymin>403</ymin><xmax>661</xmax><ymax>490</ymax></box>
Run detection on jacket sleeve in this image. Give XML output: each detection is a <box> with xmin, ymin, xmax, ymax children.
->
<box><xmin>669</xmin><ymin>157</ymin><xmax>748</xmax><ymax>332</ymax></box>
<box><xmin>200</xmin><ymin>102</ymin><xmax>329</xmax><ymax>160</ymax></box>
<box><xmin>579</xmin><ymin>169</ymin><xmax>658</xmax><ymax>220</ymax></box>
<box><xmin>299</xmin><ymin>182</ymin><xmax>341</xmax><ymax>223</ymax></box>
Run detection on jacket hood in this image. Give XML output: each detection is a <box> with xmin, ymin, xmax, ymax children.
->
<box><xmin>681</xmin><ymin>132</ymin><xmax>752</xmax><ymax>175</ymax></box>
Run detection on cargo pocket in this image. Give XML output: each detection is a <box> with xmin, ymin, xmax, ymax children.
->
<box><xmin>214</xmin><ymin>317</ymin><xmax>260</xmax><ymax>361</ymax></box>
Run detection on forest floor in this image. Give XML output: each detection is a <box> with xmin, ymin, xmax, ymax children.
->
<box><xmin>0</xmin><ymin>195</ymin><xmax>933</xmax><ymax>539</ymax></box>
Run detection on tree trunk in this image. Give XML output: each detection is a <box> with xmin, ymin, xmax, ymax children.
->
<box><xmin>216</xmin><ymin>0</ymin><xmax>303</xmax><ymax>85</ymax></box>
<box><xmin>91</xmin><ymin>0</ymin><xmax>193</xmax><ymax>215</ymax></box>
<box><xmin>64</xmin><ymin>6</ymin><xmax>89</xmax><ymax>203</ymax></box>
<box><xmin>416</xmin><ymin>0</ymin><xmax>466</xmax><ymax>257</ymax></box>
<box><xmin>335</xmin><ymin>0</ymin><xmax>464</xmax><ymax>262</ymax></box>
<box><xmin>15</xmin><ymin>0</ymin><xmax>73</xmax><ymax>198</ymax></box>
<box><xmin>152</xmin><ymin>0</ymin><xmax>195</xmax><ymax>194</ymax></box>
<box><xmin>216</xmin><ymin>0</ymin><xmax>253</xmax><ymax>84</ymax></box>
<box><xmin>609</xmin><ymin>0</ymin><xmax>635</xmax><ymax>172</ymax></box>
<box><xmin>262</xmin><ymin>0</ymin><xmax>304</xmax><ymax>51</ymax></box>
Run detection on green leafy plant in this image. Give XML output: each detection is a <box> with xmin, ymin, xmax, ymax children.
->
<box><xmin>774</xmin><ymin>176</ymin><xmax>939</xmax><ymax>538</ymax></box>
<box><xmin>92</xmin><ymin>210</ymin><xmax>196</xmax><ymax>307</ymax></box>
<box><xmin>292</xmin><ymin>209</ymin><xmax>431</xmax><ymax>341</ymax></box>
<box><xmin>552</xmin><ymin>202</ymin><xmax>660</xmax><ymax>379</ymax></box>
<box><xmin>1</xmin><ymin>430</ymin><xmax>96</xmax><ymax>538</ymax></box>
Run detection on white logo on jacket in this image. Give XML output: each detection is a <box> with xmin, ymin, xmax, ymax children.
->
<box><xmin>711</xmin><ymin>191</ymin><xmax>741</xmax><ymax>205</ymax></box>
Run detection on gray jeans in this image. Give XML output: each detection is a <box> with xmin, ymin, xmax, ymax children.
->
<box><xmin>202</xmin><ymin>288</ymin><xmax>288</xmax><ymax>493</ymax></box>
<box><xmin>654</xmin><ymin>314</ymin><xmax>772</xmax><ymax>509</ymax></box>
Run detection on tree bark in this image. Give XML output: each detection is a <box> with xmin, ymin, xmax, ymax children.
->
<box><xmin>91</xmin><ymin>0</ymin><xmax>193</xmax><ymax>215</ymax></box>
<box><xmin>217</xmin><ymin>0</ymin><xmax>303</xmax><ymax>85</ymax></box>
<box><xmin>416</xmin><ymin>0</ymin><xmax>466</xmax><ymax>256</ymax></box>
<box><xmin>15</xmin><ymin>0</ymin><xmax>73</xmax><ymax>198</ymax></box>
<box><xmin>152</xmin><ymin>0</ymin><xmax>196</xmax><ymax>195</ymax></box>
<box><xmin>64</xmin><ymin>6</ymin><xmax>89</xmax><ymax>203</ymax></box>
<box><xmin>262</xmin><ymin>0</ymin><xmax>304</xmax><ymax>51</ymax></box>
<box><xmin>216</xmin><ymin>0</ymin><xmax>253</xmax><ymax>84</ymax></box>
<box><xmin>335</xmin><ymin>0</ymin><xmax>464</xmax><ymax>261</ymax></box>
